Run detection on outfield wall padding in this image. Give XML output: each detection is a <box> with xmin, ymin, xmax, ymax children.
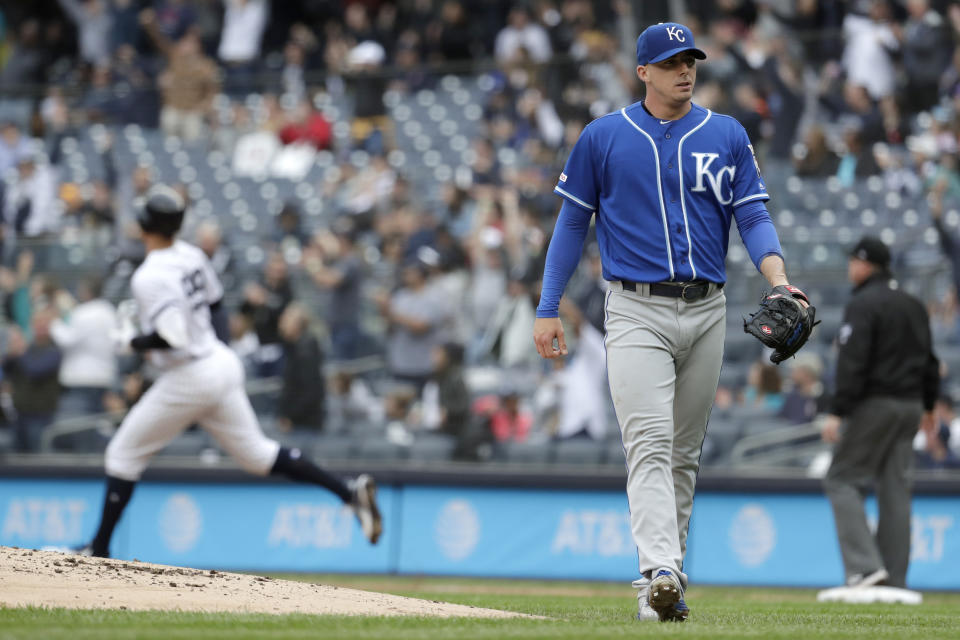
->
<box><xmin>1</xmin><ymin>474</ymin><xmax>957</xmax><ymax>589</ymax></box>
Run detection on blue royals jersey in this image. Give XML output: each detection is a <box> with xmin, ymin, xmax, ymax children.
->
<box><xmin>555</xmin><ymin>101</ymin><xmax>770</xmax><ymax>283</ymax></box>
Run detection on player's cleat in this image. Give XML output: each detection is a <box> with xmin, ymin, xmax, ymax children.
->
<box><xmin>648</xmin><ymin>568</ymin><xmax>688</xmax><ymax>622</ymax></box>
<box><xmin>350</xmin><ymin>474</ymin><xmax>383</xmax><ymax>545</ymax></box>
<box><xmin>637</xmin><ymin>600</ymin><xmax>660</xmax><ymax>621</ymax></box>
<box><xmin>847</xmin><ymin>568</ymin><xmax>889</xmax><ymax>588</ymax></box>
<box><xmin>71</xmin><ymin>543</ymin><xmax>109</xmax><ymax>558</ymax></box>
<box><xmin>633</xmin><ymin>579</ymin><xmax>659</xmax><ymax>621</ymax></box>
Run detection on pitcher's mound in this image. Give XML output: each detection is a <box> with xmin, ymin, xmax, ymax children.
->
<box><xmin>0</xmin><ymin>546</ymin><xmax>529</xmax><ymax>618</ymax></box>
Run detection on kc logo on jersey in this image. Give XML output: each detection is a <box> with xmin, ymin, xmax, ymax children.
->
<box><xmin>690</xmin><ymin>152</ymin><xmax>735</xmax><ymax>205</ymax></box>
<box><xmin>665</xmin><ymin>26</ymin><xmax>685</xmax><ymax>42</ymax></box>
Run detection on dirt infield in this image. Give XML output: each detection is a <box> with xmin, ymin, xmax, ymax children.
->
<box><xmin>0</xmin><ymin>546</ymin><xmax>527</xmax><ymax>618</ymax></box>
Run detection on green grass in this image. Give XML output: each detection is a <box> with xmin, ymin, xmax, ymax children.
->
<box><xmin>3</xmin><ymin>575</ymin><xmax>960</xmax><ymax>640</ymax></box>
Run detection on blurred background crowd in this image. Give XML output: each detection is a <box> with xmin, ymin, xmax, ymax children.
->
<box><xmin>3</xmin><ymin>0</ymin><xmax>960</xmax><ymax>473</ymax></box>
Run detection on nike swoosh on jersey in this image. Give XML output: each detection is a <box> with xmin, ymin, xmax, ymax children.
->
<box><xmin>659</xmin><ymin>120</ymin><xmax>671</xmax><ymax>124</ymax></box>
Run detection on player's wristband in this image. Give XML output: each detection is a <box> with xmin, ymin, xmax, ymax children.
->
<box><xmin>130</xmin><ymin>332</ymin><xmax>172</xmax><ymax>351</ymax></box>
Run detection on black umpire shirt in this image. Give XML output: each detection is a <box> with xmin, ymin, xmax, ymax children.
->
<box><xmin>830</xmin><ymin>273</ymin><xmax>939</xmax><ymax>417</ymax></box>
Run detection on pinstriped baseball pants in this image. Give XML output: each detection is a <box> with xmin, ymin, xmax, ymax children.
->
<box><xmin>604</xmin><ymin>281</ymin><xmax>726</xmax><ymax>580</ymax></box>
<box><xmin>105</xmin><ymin>342</ymin><xmax>281</xmax><ymax>481</ymax></box>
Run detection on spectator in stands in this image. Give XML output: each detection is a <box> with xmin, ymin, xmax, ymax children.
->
<box><xmin>575</xmin><ymin>29</ymin><xmax>633</xmax><ymax>116</ymax></box>
<box><xmin>0</xmin><ymin>19</ymin><xmax>48</xmax><ymax>89</ymax></box>
<box><xmin>151</xmin><ymin>0</ymin><xmax>196</xmax><ymax>42</ymax></box>
<box><xmin>480</xmin><ymin>273</ymin><xmax>538</xmax><ymax>368</ymax></box>
<box><xmin>2</xmin><ymin>154</ymin><xmax>60</xmax><ymax>253</ymax></box>
<box><xmin>743</xmin><ymin>360</ymin><xmax>785</xmax><ymax>412</ymax></box>
<box><xmin>327</xmin><ymin>367</ymin><xmax>382</xmax><ymax>432</ymax></box>
<box><xmin>901</xmin><ymin>0</ymin><xmax>952</xmax><ymax>116</ymax></box>
<box><xmin>56</xmin><ymin>0</ymin><xmax>112</xmax><ymax>66</ymax></box>
<box><xmin>305</xmin><ymin>219</ymin><xmax>365</xmax><ymax>361</ymax></box>
<box><xmin>391</xmin><ymin>33</ymin><xmax>433</xmax><ymax>94</ymax></box>
<box><xmin>275</xmin><ymin>302</ymin><xmax>325</xmax><ymax>433</ymax></box>
<box><xmin>571</xmin><ymin>244</ymin><xmax>606</xmax><ymax>332</ymax></box>
<box><xmin>842</xmin><ymin>1</ymin><xmax>901</xmax><ymax>142</ymax></box>
<box><xmin>383</xmin><ymin>382</ymin><xmax>417</xmax><ymax>445</ymax></box>
<box><xmin>345</xmin><ymin>40</ymin><xmax>392</xmax><ymax>154</ymax></box>
<box><xmin>793</xmin><ymin>124</ymin><xmax>842</xmax><ymax>177</ymax></box>
<box><xmin>425</xmin><ymin>0</ymin><xmax>475</xmax><ymax>63</ymax></box>
<box><xmin>378</xmin><ymin>259</ymin><xmax>450</xmax><ymax>393</ymax></box>
<box><xmin>271</xmin><ymin>201</ymin><xmax>306</xmax><ymax>248</ymax></box>
<box><xmin>551</xmin><ymin>298</ymin><xmax>608</xmax><ymax>440</ymax></box>
<box><xmin>0</xmin><ymin>251</ymin><xmax>35</xmax><ymax>330</ymax></box>
<box><xmin>0</xmin><ymin>121</ymin><xmax>35</xmax><ymax>174</ymax></box>
<box><xmin>343</xmin><ymin>3</ymin><xmax>378</xmax><ymax>44</ymax></box>
<box><xmin>494</xmin><ymin>6</ymin><xmax>552</xmax><ymax>64</ymax></box>
<box><xmin>338</xmin><ymin>153</ymin><xmax>397</xmax><ymax>229</ymax></box>
<box><xmin>102</xmin><ymin>370</ymin><xmax>145</xmax><ymax>422</ymax></box>
<box><xmin>141</xmin><ymin>9</ymin><xmax>219</xmax><ymax>143</ymax></box>
<box><xmin>836</xmin><ymin>125</ymin><xmax>881</xmax><ymax>187</ymax></box>
<box><xmin>49</xmin><ymin>277</ymin><xmax>117</xmax><ymax>417</ymax></box>
<box><xmin>278</xmin><ymin>41</ymin><xmax>307</xmax><ymax>102</ymax></box>
<box><xmin>228</xmin><ymin>308</ymin><xmax>259</xmax><ymax>375</ymax></box>
<box><xmin>218</xmin><ymin>0</ymin><xmax>268</xmax><ymax>96</ymax></box>
<box><xmin>423</xmin><ymin>342</ymin><xmax>470</xmax><ymax>440</ymax></box>
<box><xmin>278</xmin><ymin>98</ymin><xmax>332</xmax><ymax>150</ymax></box>
<box><xmin>914</xmin><ymin>393</ymin><xmax>960</xmax><ymax>469</ymax></box>
<box><xmin>778</xmin><ymin>353</ymin><xmax>826</xmax><ymax>425</ymax></box>
<box><xmin>930</xmin><ymin>194</ymin><xmax>960</xmax><ymax>308</ymax></box>
<box><xmin>109</xmin><ymin>0</ymin><xmax>140</xmax><ymax>51</ymax></box>
<box><xmin>62</xmin><ymin>178</ymin><xmax>115</xmax><ymax>237</ymax></box>
<box><xmin>211</xmin><ymin>102</ymin><xmax>254</xmax><ymax>157</ymax></box>
<box><xmin>194</xmin><ymin>221</ymin><xmax>235</xmax><ymax>292</ymax></box>
<box><xmin>240</xmin><ymin>252</ymin><xmax>293</xmax><ymax>377</ymax></box>
<box><xmin>487</xmin><ymin>388</ymin><xmax>533</xmax><ymax>443</ymax></box>
<box><xmin>80</xmin><ymin>63</ymin><xmax>129</xmax><ymax>124</ymax></box>
<box><xmin>1</xmin><ymin>309</ymin><xmax>62</xmax><ymax>452</ymax></box>
<box><xmin>761</xmin><ymin>37</ymin><xmax>806</xmax><ymax>161</ymax></box>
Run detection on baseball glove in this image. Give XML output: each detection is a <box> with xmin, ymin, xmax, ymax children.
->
<box><xmin>743</xmin><ymin>285</ymin><xmax>817</xmax><ymax>364</ymax></box>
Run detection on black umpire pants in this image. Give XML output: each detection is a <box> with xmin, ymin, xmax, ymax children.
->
<box><xmin>823</xmin><ymin>396</ymin><xmax>922</xmax><ymax>588</ymax></box>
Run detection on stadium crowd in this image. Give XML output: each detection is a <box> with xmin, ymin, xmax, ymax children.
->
<box><xmin>2</xmin><ymin>0</ymin><xmax>960</xmax><ymax>470</ymax></box>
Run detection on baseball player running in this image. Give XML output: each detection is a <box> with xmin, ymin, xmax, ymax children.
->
<box><xmin>533</xmin><ymin>22</ymin><xmax>811</xmax><ymax>622</ymax></box>
<box><xmin>77</xmin><ymin>186</ymin><xmax>382</xmax><ymax>559</ymax></box>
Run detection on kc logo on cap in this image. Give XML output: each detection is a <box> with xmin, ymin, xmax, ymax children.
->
<box><xmin>636</xmin><ymin>22</ymin><xmax>706</xmax><ymax>66</ymax></box>
<box><xmin>664</xmin><ymin>25</ymin><xmax>685</xmax><ymax>42</ymax></box>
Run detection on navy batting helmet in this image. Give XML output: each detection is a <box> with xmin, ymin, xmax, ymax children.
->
<box><xmin>137</xmin><ymin>185</ymin><xmax>186</xmax><ymax>236</ymax></box>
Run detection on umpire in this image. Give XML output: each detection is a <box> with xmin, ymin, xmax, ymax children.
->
<box><xmin>821</xmin><ymin>235</ymin><xmax>939</xmax><ymax>589</ymax></box>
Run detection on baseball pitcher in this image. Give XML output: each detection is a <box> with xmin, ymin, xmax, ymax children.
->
<box><xmin>533</xmin><ymin>22</ymin><xmax>814</xmax><ymax>622</ymax></box>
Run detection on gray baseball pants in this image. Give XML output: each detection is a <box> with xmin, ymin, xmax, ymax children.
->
<box><xmin>604</xmin><ymin>281</ymin><xmax>726</xmax><ymax>580</ymax></box>
<box><xmin>823</xmin><ymin>396</ymin><xmax>922</xmax><ymax>588</ymax></box>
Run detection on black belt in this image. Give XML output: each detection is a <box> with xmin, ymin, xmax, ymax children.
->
<box><xmin>620</xmin><ymin>280</ymin><xmax>722</xmax><ymax>302</ymax></box>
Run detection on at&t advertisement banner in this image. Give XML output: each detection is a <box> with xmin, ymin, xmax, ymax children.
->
<box><xmin>1</xmin><ymin>479</ymin><xmax>957</xmax><ymax>589</ymax></box>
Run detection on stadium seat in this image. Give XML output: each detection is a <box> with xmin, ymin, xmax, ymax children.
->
<box><xmin>553</xmin><ymin>438</ymin><xmax>605</xmax><ymax>465</ymax></box>
<box><xmin>408</xmin><ymin>434</ymin><xmax>457</xmax><ymax>462</ymax></box>
<box><xmin>499</xmin><ymin>440</ymin><xmax>550</xmax><ymax>464</ymax></box>
<box><xmin>312</xmin><ymin>435</ymin><xmax>356</xmax><ymax>462</ymax></box>
<box><xmin>603</xmin><ymin>441</ymin><xmax>625</xmax><ymax>466</ymax></box>
<box><xmin>157</xmin><ymin>430</ymin><xmax>214</xmax><ymax>457</ymax></box>
<box><xmin>357</xmin><ymin>439</ymin><xmax>410</xmax><ymax>461</ymax></box>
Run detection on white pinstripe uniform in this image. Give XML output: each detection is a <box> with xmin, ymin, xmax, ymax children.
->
<box><xmin>105</xmin><ymin>240</ymin><xmax>280</xmax><ymax>481</ymax></box>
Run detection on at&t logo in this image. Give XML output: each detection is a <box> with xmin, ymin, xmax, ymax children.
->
<box><xmin>435</xmin><ymin>500</ymin><xmax>480</xmax><ymax>561</ymax></box>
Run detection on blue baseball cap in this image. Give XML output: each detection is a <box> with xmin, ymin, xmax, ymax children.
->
<box><xmin>636</xmin><ymin>22</ymin><xmax>706</xmax><ymax>66</ymax></box>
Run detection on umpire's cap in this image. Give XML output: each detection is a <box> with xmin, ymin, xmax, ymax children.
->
<box><xmin>137</xmin><ymin>184</ymin><xmax>186</xmax><ymax>236</ymax></box>
<box><xmin>636</xmin><ymin>22</ymin><xmax>706</xmax><ymax>66</ymax></box>
<box><xmin>849</xmin><ymin>235</ymin><xmax>891</xmax><ymax>271</ymax></box>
